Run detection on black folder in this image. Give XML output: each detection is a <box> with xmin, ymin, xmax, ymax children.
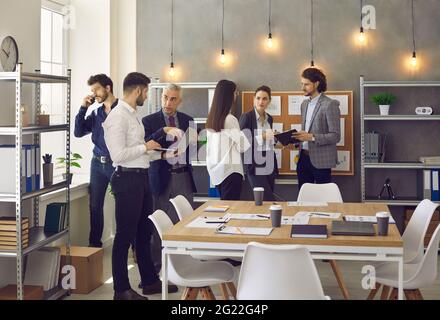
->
<box><xmin>331</xmin><ymin>221</ymin><xmax>376</xmax><ymax>236</ymax></box>
<box><xmin>274</xmin><ymin>129</ymin><xmax>300</xmax><ymax>146</ymax></box>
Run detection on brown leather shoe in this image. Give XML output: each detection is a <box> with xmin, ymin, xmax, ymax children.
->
<box><xmin>113</xmin><ymin>288</ymin><xmax>148</xmax><ymax>300</ymax></box>
<box><xmin>141</xmin><ymin>280</ymin><xmax>178</xmax><ymax>295</ymax></box>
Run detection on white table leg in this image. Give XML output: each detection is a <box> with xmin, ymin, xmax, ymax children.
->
<box><xmin>162</xmin><ymin>250</ymin><xmax>168</xmax><ymax>300</ymax></box>
<box><xmin>398</xmin><ymin>257</ymin><xmax>404</xmax><ymax>300</ymax></box>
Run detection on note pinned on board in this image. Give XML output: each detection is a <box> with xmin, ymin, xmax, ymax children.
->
<box><xmin>267</xmin><ymin>96</ymin><xmax>281</xmax><ymax>116</ymax></box>
<box><xmin>288</xmin><ymin>95</ymin><xmax>305</xmax><ymax>115</ymax></box>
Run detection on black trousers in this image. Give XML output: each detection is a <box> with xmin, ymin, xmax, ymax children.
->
<box><xmin>110</xmin><ymin>170</ymin><xmax>158</xmax><ymax>293</ymax></box>
<box><xmin>297</xmin><ymin>150</ymin><xmax>332</xmax><ymax>190</ymax></box>
<box><xmin>216</xmin><ymin>172</ymin><xmax>243</xmax><ymax>200</ymax></box>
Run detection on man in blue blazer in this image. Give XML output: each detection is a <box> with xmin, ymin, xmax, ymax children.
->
<box><xmin>142</xmin><ymin>84</ymin><xmax>197</xmax><ymax>270</ymax></box>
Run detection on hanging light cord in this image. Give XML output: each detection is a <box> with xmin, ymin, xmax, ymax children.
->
<box><xmin>360</xmin><ymin>0</ymin><xmax>363</xmax><ymax>28</ymax></box>
<box><xmin>411</xmin><ymin>0</ymin><xmax>416</xmax><ymax>53</ymax></box>
<box><xmin>171</xmin><ymin>0</ymin><xmax>174</xmax><ymax>64</ymax></box>
<box><xmin>310</xmin><ymin>0</ymin><xmax>314</xmax><ymax>65</ymax></box>
<box><xmin>221</xmin><ymin>0</ymin><xmax>225</xmax><ymax>50</ymax></box>
<box><xmin>268</xmin><ymin>0</ymin><xmax>272</xmax><ymax>35</ymax></box>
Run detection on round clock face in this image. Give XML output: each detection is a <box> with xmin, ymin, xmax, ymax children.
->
<box><xmin>0</xmin><ymin>36</ymin><xmax>19</xmax><ymax>72</ymax></box>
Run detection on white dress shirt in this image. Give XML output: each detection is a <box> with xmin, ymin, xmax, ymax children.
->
<box><xmin>206</xmin><ymin>114</ymin><xmax>251</xmax><ymax>186</ymax></box>
<box><xmin>102</xmin><ymin>99</ymin><xmax>161</xmax><ymax>168</ymax></box>
<box><xmin>254</xmin><ymin>108</ymin><xmax>274</xmax><ymax>152</ymax></box>
<box><xmin>303</xmin><ymin>93</ymin><xmax>321</xmax><ymax>150</ymax></box>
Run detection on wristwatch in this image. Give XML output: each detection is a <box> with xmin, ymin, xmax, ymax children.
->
<box><xmin>311</xmin><ymin>134</ymin><xmax>315</xmax><ymax>142</ymax></box>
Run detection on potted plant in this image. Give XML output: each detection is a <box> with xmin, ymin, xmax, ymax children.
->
<box><xmin>42</xmin><ymin>153</ymin><xmax>53</xmax><ymax>187</ymax></box>
<box><xmin>57</xmin><ymin>152</ymin><xmax>82</xmax><ymax>184</ymax></box>
<box><xmin>370</xmin><ymin>92</ymin><xmax>397</xmax><ymax>116</ymax></box>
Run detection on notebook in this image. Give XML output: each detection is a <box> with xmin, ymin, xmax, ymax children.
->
<box><xmin>216</xmin><ymin>226</ymin><xmax>273</xmax><ymax>236</ymax></box>
<box><xmin>204</xmin><ymin>205</ymin><xmax>230</xmax><ymax>212</ymax></box>
<box><xmin>274</xmin><ymin>129</ymin><xmax>300</xmax><ymax>146</ymax></box>
<box><xmin>331</xmin><ymin>221</ymin><xmax>376</xmax><ymax>236</ymax></box>
<box><xmin>291</xmin><ymin>225</ymin><xmax>328</xmax><ymax>239</ymax></box>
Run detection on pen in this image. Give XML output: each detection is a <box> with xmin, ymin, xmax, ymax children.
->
<box><xmin>310</xmin><ymin>212</ymin><xmax>331</xmax><ymax>217</ymax></box>
<box><xmin>256</xmin><ymin>214</ymin><xmax>270</xmax><ymax>219</ymax></box>
<box><xmin>205</xmin><ymin>221</ymin><xmax>227</xmax><ymax>224</ymax></box>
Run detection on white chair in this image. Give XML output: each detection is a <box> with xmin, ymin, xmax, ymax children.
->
<box><xmin>170</xmin><ymin>195</ymin><xmax>194</xmax><ymax>221</ymax></box>
<box><xmin>367</xmin><ymin>224</ymin><xmax>440</xmax><ymax>300</ymax></box>
<box><xmin>297</xmin><ymin>183</ymin><xmax>343</xmax><ymax>203</ymax></box>
<box><xmin>297</xmin><ymin>182</ymin><xmax>349</xmax><ymax>299</ymax></box>
<box><xmin>401</xmin><ymin>199</ymin><xmax>439</xmax><ymax>264</ymax></box>
<box><xmin>237</xmin><ymin>242</ymin><xmax>329</xmax><ymax>300</ymax></box>
<box><xmin>149</xmin><ymin>210</ymin><xmax>237</xmax><ymax>300</ymax></box>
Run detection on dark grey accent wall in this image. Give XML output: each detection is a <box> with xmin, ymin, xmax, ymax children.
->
<box><xmin>137</xmin><ymin>0</ymin><xmax>440</xmax><ymax>202</ymax></box>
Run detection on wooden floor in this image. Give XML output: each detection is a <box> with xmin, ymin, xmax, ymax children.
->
<box><xmin>65</xmin><ymin>246</ymin><xmax>440</xmax><ymax>300</ymax></box>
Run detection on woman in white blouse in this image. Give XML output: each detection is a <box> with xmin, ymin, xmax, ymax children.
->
<box><xmin>206</xmin><ymin>80</ymin><xmax>250</xmax><ymax>200</ymax></box>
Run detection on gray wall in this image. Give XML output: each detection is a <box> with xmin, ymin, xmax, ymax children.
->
<box><xmin>137</xmin><ymin>0</ymin><xmax>440</xmax><ymax>202</ymax></box>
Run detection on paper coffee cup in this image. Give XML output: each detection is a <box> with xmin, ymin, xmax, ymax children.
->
<box><xmin>270</xmin><ymin>205</ymin><xmax>282</xmax><ymax>227</ymax></box>
<box><xmin>253</xmin><ymin>187</ymin><xmax>264</xmax><ymax>206</ymax></box>
<box><xmin>376</xmin><ymin>212</ymin><xmax>390</xmax><ymax>236</ymax></box>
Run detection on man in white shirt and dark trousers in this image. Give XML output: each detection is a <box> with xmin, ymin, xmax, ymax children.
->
<box><xmin>103</xmin><ymin>72</ymin><xmax>177</xmax><ymax>300</ymax></box>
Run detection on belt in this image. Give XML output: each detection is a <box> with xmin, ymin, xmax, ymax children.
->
<box><xmin>94</xmin><ymin>155</ymin><xmax>112</xmax><ymax>164</ymax></box>
<box><xmin>169</xmin><ymin>166</ymin><xmax>190</xmax><ymax>174</ymax></box>
<box><xmin>116</xmin><ymin>166</ymin><xmax>148</xmax><ymax>173</ymax></box>
<box><xmin>302</xmin><ymin>149</ymin><xmax>310</xmax><ymax>156</ymax></box>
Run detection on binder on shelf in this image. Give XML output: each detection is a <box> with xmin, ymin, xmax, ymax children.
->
<box><xmin>432</xmin><ymin>170</ymin><xmax>440</xmax><ymax>201</ymax></box>
<box><xmin>35</xmin><ymin>145</ymin><xmax>40</xmax><ymax>191</ymax></box>
<box><xmin>25</xmin><ymin>146</ymin><xmax>32</xmax><ymax>193</ymax></box>
<box><xmin>30</xmin><ymin>145</ymin><xmax>36</xmax><ymax>191</ymax></box>
<box><xmin>424</xmin><ymin>170</ymin><xmax>432</xmax><ymax>200</ymax></box>
<box><xmin>44</xmin><ymin>203</ymin><xmax>67</xmax><ymax>233</ymax></box>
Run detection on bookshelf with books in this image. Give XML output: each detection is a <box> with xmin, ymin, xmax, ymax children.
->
<box><xmin>0</xmin><ymin>64</ymin><xmax>71</xmax><ymax>300</ymax></box>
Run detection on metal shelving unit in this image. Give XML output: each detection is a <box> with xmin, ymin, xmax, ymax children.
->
<box><xmin>0</xmin><ymin>64</ymin><xmax>71</xmax><ymax>300</ymax></box>
<box><xmin>360</xmin><ymin>76</ymin><xmax>440</xmax><ymax>206</ymax></box>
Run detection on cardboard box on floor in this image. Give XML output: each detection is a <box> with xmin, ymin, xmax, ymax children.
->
<box><xmin>59</xmin><ymin>246</ymin><xmax>103</xmax><ymax>294</ymax></box>
<box><xmin>0</xmin><ymin>285</ymin><xmax>44</xmax><ymax>300</ymax></box>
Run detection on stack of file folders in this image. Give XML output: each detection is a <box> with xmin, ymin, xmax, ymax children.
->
<box><xmin>0</xmin><ymin>217</ymin><xmax>29</xmax><ymax>250</ymax></box>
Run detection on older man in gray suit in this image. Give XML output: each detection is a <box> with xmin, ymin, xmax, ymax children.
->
<box><xmin>292</xmin><ymin>68</ymin><xmax>341</xmax><ymax>190</ymax></box>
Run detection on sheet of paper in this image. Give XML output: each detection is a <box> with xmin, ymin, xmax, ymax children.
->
<box><xmin>327</xmin><ymin>94</ymin><xmax>348</xmax><ymax>115</ymax></box>
<box><xmin>281</xmin><ymin>215</ymin><xmax>310</xmax><ymax>225</ymax></box>
<box><xmin>274</xmin><ymin>149</ymin><xmax>282</xmax><ymax>167</ymax></box>
<box><xmin>290</xmin><ymin>150</ymin><xmax>300</xmax><ymax>171</ymax></box>
<box><xmin>344</xmin><ymin>215</ymin><xmax>396</xmax><ymax>224</ymax></box>
<box><xmin>267</xmin><ymin>96</ymin><xmax>281</xmax><ymax>116</ymax></box>
<box><xmin>288</xmin><ymin>201</ymin><xmax>329</xmax><ymax>207</ymax></box>
<box><xmin>335</xmin><ymin>150</ymin><xmax>350</xmax><ymax>171</ymax></box>
<box><xmin>216</xmin><ymin>226</ymin><xmax>273</xmax><ymax>236</ymax></box>
<box><xmin>295</xmin><ymin>211</ymin><xmax>342</xmax><ymax>219</ymax></box>
<box><xmin>272</xmin><ymin>122</ymin><xmax>284</xmax><ymax>134</ymax></box>
<box><xmin>288</xmin><ymin>95</ymin><xmax>305</xmax><ymax>115</ymax></box>
<box><xmin>337</xmin><ymin>118</ymin><xmax>345</xmax><ymax>147</ymax></box>
<box><xmin>291</xmin><ymin>124</ymin><xmax>302</xmax><ymax>132</ymax></box>
<box><xmin>186</xmin><ymin>216</ymin><xmax>229</xmax><ymax>229</ymax></box>
<box><xmin>224</xmin><ymin>213</ymin><xmax>270</xmax><ymax>221</ymax></box>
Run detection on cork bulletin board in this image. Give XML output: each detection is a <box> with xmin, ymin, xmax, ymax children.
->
<box><xmin>242</xmin><ymin>91</ymin><xmax>354</xmax><ymax>176</ymax></box>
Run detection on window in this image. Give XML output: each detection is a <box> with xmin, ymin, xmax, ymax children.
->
<box><xmin>40</xmin><ymin>3</ymin><xmax>68</xmax><ymax>175</ymax></box>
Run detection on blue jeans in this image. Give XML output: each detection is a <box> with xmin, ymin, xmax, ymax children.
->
<box><xmin>89</xmin><ymin>157</ymin><xmax>115</xmax><ymax>247</ymax></box>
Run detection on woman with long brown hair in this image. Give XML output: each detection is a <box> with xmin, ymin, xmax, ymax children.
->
<box><xmin>206</xmin><ymin>79</ymin><xmax>250</xmax><ymax>200</ymax></box>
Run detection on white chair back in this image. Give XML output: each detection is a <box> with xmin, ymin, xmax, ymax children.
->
<box><xmin>237</xmin><ymin>242</ymin><xmax>327</xmax><ymax>300</ymax></box>
<box><xmin>297</xmin><ymin>183</ymin><xmax>343</xmax><ymax>203</ymax></box>
<box><xmin>406</xmin><ymin>224</ymin><xmax>440</xmax><ymax>289</ymax></box>
<box><xmin>403</xmin><ymin>199</ymin><xmax>439</xmax><ymax>264</ymax></box>
<box><xmin>149</xmin><ymin>210</ymin><xmax>235</xmax><ymax>288</ymax></box>
<box><xmin>170</xmin><ymin>195</ymin><xmax>194</xmax><ymax>221</ymax></box>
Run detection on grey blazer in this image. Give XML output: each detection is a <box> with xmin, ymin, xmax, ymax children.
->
<box><xmin>300</xmin><ymin>94</ymin><xmax>341</xmax><ymax>169</ymax></box>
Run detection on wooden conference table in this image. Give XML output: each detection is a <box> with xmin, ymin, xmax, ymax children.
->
<box><xmin>161</xmin><ymin>201</ymin><xmax>404</xmax><ymax>300</ymax></box>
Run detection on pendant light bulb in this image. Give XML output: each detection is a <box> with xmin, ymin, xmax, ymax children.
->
<box><xmin>411</xmin><ymin>51</ymin><xmax>417</xmax><ymax>67</ymax></box>
<box><xmin>220</xmin><ymin>49</ymin><xmax>226</xmax><ymax>64</ymax></box>
<box><xmin>358</xmin><ymin>27</ymin><xmax>366</xmax><ymax>44</ymax></box>
<box><xmin>267</xmin><ymin>33</ymin><xmax>273</xmax><ymax>49</ymax></box>
<box><xmin>168</xmin><ymin>62</ymin><xmax>175</xmax><ymax>77</ymax></box>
